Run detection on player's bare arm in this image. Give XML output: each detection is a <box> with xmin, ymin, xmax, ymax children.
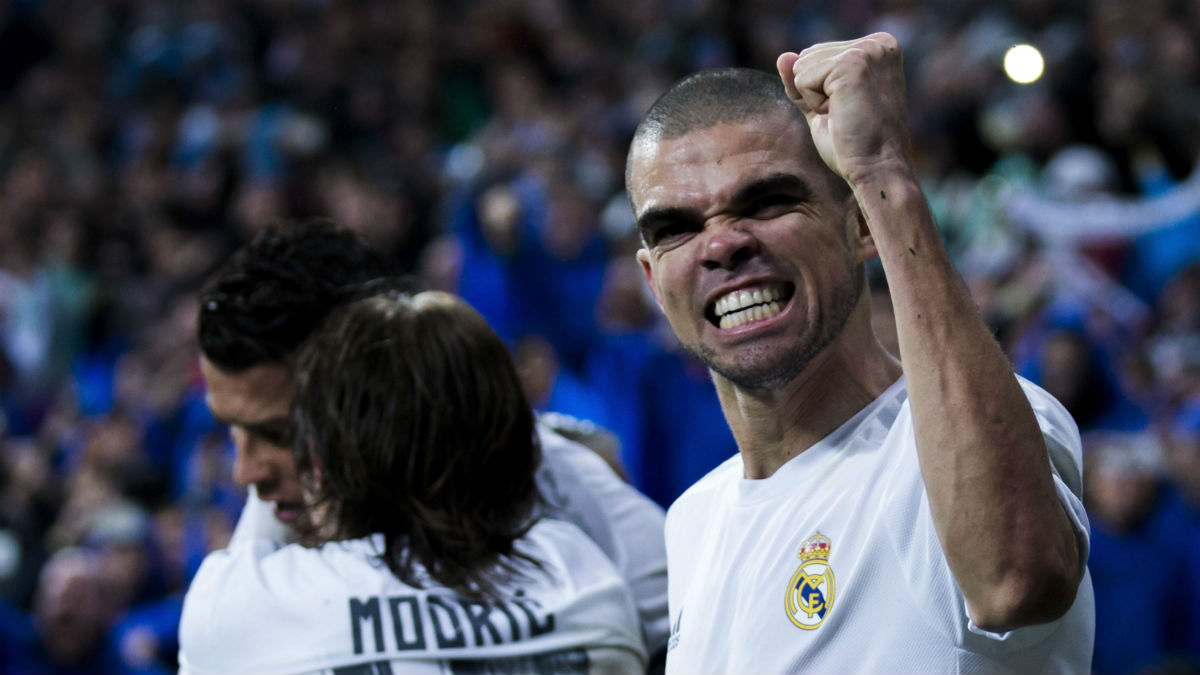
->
<box><xmin>777</xmin><ymin>33</ymin><xmax>1083</xmax><ymax>632</ymax></box>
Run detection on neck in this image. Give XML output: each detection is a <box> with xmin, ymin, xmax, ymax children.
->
<box><xmin>715</xmin><ymin>325</ymin><xmax>902</xmax><ymax>480</ymax></box>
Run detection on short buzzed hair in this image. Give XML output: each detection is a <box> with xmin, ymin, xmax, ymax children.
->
<box><xmin>634</xmin><ymin>67</ymin><xmax>801</xmax><ymax>143</ymax></box>
<box><xmin>625</xmin><ymin>67</ymin><xmax>850</xmax><ymax>208</ymax></box>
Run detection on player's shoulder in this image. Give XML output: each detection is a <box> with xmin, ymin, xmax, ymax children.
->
<box><xmin>189</xmin><ymin>534</ymin><xmax>380</xmax><ymax>590</ymax></box>
<box><xmin>533</xmin><ymin>422</ymin><xmax>665</xmax><ymax>540</ymax></box>
<box><xmin>519</xmin><ymin>519</ymin><xmax>646</xmax><ymax>664</ymax></box>
<box><xmin>520</xmin><ymin>519</ymin><xmax>623</xmax><ymax>585</ymax></box>
<box><xmin>536</xmin><ymin>422</ymin><xmax>615</xmax><ymax>480</ymax></box>
<box><xmin>1014</xmin><ymin>374</ymin><xmax>1080</xmax><ymax>435</ymax></box>
<box><xmin>513</xmin><ymin>519</ymin><xmax>640</xmax><ymax>613</ymax></box>
<box><xmin>179</xmin><ymin>537</ymin><xmax>387</xmax><ymax>672</ymax></box>
<box><xmin>183</xmin><ymin>538</ymin><xmax>281</xmax><ymax>605</ymax></box>
<box><xmin>181</xmin><ymin>537</ymin><xmax>339</xmax><ymax>619</ymax></box>
<box><xmin>179</xmin><ymin>540</ymin><xmax>285</xmax><ymax>673</ymax></box>
<box><xmin>522</xmin><ymin>517</ymin><xmax>594</xmax><ymax>555</ymax></box>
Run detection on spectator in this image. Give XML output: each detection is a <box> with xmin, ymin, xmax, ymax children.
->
<box><xmin>0</xmin><ymin>2</ymin><xmax>1194</xmax><ymax>672</ymax></box>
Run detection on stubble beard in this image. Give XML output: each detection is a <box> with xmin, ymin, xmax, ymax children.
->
<box><xmin>686</xmin><ymin>269</ymin><xmax>863</xmax><ymax>391</ymax></box>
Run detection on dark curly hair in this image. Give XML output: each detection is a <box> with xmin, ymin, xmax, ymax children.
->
<box><xmin>197</xmin><ymin>219</ymin><xmax>396</xmax><ymax>371</ymax></box>
<box><xmin>291</xmin><ymin>291</ymin><xmax>543</xmax><ymax>598</ymax></box>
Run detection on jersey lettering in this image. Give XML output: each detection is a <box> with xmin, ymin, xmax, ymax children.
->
<box><xmin>493</xmin><ymin>601</ymin><xmax>523</xmax><ymax>640</ymax></box>
<box><xmin>350</xmin><ymin>598</ymin><xmax>386</xmax><ymax>655</ymax></box>
<box><xmin>388</xmin><ymin>596</ymin><xmax>426</xmax><ymax>651</ymax></box>
<box><xmin>512</xmin><ymin>597</ymin><xmax>555</xmax><ymax>637</ymax></box>
<box><xmin>428</xmin><ymin>596</ymin><xmax>469</xmax><ymax>648</ymax></box>
<box><xmin>461</xmin><ymin>599</ymin><xmax>504</xmax><ymax>645</ymax></box>
<box><xmin>346</xmin><ymin>593</ymin><xmax>557</xmax><ymax>655</ymax></box>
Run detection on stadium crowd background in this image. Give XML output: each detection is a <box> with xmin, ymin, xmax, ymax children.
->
<box><xmin>0</xmin><ymin>0</ymin><xmax>1197</xmax><ymax>672</ymax></box>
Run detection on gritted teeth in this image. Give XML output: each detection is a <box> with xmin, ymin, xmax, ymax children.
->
<box><xmin>719</xmin><ymin>301</ymin><xmax>784</xmax><ymax>329</ymax></box>
<box><xmin>713</xmin><ymin>282</ymin><xmax>788</xmax><ymax>317</ymax></box>
<box><xmin>710</xmin><ymin>282</ymin><xmax>793</xmax><ymax>330</ymax></box>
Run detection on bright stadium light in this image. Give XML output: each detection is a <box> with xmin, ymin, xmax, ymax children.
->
<box><xmin>1004</xmin><ymin>44</ymin><xmax>1044</xmax><ymax>84</ymax></box>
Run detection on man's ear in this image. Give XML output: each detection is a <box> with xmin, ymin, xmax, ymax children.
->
<box><xmin>845</xmin><ymin>199</ymin><xmax>878</xmax><ymax>263</ymax></box>
<box><xmin>635</xmin><ymin>248</ymin><xmax>664</xmax><ymax>310</ymax></box>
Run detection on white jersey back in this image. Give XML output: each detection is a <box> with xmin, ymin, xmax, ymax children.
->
<box><xmin>228</xmin><ymin>424</ymin><xmax>670</xmax><ymax>656</ymax></box>
<box><xmin>180</xmin><ymin>519</ymin><xmax>646</xmax><ymax>674</ymax></box>
<box><xmin>534</xmin><ymin>425</ymin><xmax>669</xmax><ymax>652</ymax></box>
<box><xmin>663</xmin><ymin>376</ymin><xmax>1095</xmax><ymax>674</ymax></box>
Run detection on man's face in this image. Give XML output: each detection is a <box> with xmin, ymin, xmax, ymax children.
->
<box><xmin>629</xmin><ymin>110</ymin><xmax>865</xmax><ymax>389</ymax></box>
<box><xmin>36</xmin><ymin>561</ymin><xmax>109</xmax><ymax>667</ymax></box>
<box><xmin>200</xmin><ymin>357</ymin><xmax>306</xmax><ymax>524</ymax></box>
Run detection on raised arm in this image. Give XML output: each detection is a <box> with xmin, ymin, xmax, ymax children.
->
<box><xmin>777</xmin><ymin>33</ymin><xmax>1083</xmax><ymax>632</ymax></box>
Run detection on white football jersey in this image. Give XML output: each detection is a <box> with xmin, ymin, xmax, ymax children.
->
<box><xmin>534</xmin><ymin>425</ymin><xmax>669</xmax><ymax>652</ymax></box>
<box><xmin>227</xmin><ymin>424</ymin><xmax>669</xmax><ymax>654</ymax></box>
<box><xmin>663</xmin><ymin>376</ymin><xmax>1095</xmax><ymax>675</ymax></box>
<box><xmin>179</xmin><ymin>519</ymin><xmax>646</xmax><ymax>674</ymax></box>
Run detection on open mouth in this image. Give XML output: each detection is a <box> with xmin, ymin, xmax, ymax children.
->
<box><xmin>708</xmin><ymin>282</ymin><xmax>794</xmax><ymax>330</ymax></box>
<box><xmin>273</xmin><ymin>502</ymin><xmax>306</xmax><ymax>524</ymax></box>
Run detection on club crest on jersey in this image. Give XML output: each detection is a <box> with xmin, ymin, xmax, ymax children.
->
<box><xmin>785</xmin><ymin>531</ymin><xmax>835</xmax><ymax>631</ymax></box>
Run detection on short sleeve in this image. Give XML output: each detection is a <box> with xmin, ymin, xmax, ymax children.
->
<box><xmin>1019</xmin><ymin>375</ymin><xmax>1090</xmax><ymax>570</ymax></box>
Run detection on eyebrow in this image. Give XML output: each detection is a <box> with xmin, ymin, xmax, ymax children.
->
<box><xmin>636</xmin><ymin>206</ymin><xmax>701</xmax><ymax>241</ymax></box>
<box><xmin>636</xmin><ymin>172</ymin><xmax>813</xmax><ymax>239</ymax></box>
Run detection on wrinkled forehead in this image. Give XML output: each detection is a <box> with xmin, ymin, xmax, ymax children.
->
<box><xmin>627</xmin><ymin>112</ymin><xmax>824</xmax><ymax>216</ymax></box>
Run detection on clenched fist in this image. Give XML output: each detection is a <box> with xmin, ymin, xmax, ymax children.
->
<box><xmin>776</xmin><ymin>33</ymin><xmax>914</xmax><ymax>189</ymax></box>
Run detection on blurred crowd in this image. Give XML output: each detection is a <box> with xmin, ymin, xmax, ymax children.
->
<box><xmin>0</xmin><ymin>0</ymin><xmax>1196</xmax><ymax>672</ymax></box>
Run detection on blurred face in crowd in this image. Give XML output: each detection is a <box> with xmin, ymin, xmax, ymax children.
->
<box><xmin>200</xmin><ymin>358</ymin><xmax>306</xmax><ymax>525</ymax></box>
<box><xmin>1085</xmin><ymin>460</ymin><xmax>1159</xmax><ymax>534</ymax></box>
<box><xmin>629</xmin><ymin>109</ymin><xmax>867</xmax><ymax>390</ymax></box>
<box><xmin>1039</xmin><ymin>331</ymin><xmax>1097</xmax><ymax>417</ymax></box>
<box><xmin>35</xmin><ymin>554</ymin><xmax>110</xmax><ymax>667</ymax></box>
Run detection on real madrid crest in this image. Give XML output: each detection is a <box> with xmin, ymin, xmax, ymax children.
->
<box><xmin>785</xmin><ymin>531</ymin><xmax>835</xmax><ymax>630</ymax></box>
